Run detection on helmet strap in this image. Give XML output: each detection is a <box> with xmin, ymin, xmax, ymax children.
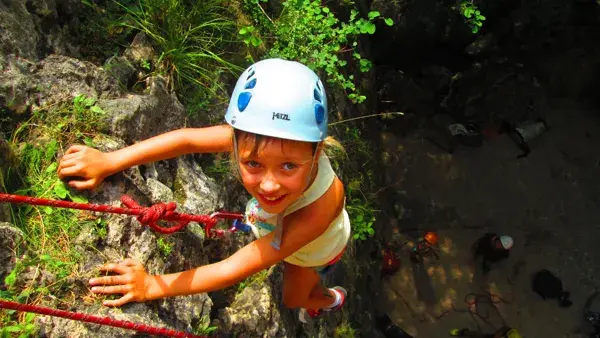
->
<box><xmin>231</xmin><ymin>132</ymin><xmax>243</xmax><ymax>181</ymax></box>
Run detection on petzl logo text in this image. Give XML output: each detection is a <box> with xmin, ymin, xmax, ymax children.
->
<box><xmin>272</xmin><ymin>112</ymin><xmax>291</xmax><ymax>121</ymax></box>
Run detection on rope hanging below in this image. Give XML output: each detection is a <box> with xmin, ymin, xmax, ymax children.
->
<box><xmin>0</xmin><ymin>192</ymin><xmax>251</xmax><ymax>336</ymax></box>
<box><xmin>0</xmin><ymin>299</ymin><xmax>207</xmax><ymax>338</ymax></box>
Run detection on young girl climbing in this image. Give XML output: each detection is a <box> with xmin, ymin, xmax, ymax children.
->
<box><xmin>57</xmin><ymin>58</ymin><xmax>351</xmax><ymax>323</ymax></box>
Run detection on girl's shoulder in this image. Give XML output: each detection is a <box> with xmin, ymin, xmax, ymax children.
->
<box><xmin>291</xmin><ymin>175</ymin><xmax>345</xmax><ymax>222</ymax></box>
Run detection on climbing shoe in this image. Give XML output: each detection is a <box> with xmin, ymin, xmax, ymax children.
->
<box><xmin>299</xmin><ymin>286</ymin><xmax>346</xmax><ymax>323</ymax></box>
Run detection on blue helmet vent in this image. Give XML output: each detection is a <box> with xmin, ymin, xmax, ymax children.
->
<box><xmin>238</xmin><ymin>92</ymin><xmax>252</xmax><ymax>112</ymax></box>
<box><xmin>314</xmin><ymin>104</ymin><xmax>325</xmax><ymax>124</ymax></box>
<box><xmin>313</xmin><ymin>88</ymin><xmax>322</xmax><ymax>102</ymax></box>
<box><xmin>244</xmin><ymin>78</ymin><xmax>257</xmax><ymax>89</ymax></box>
<box><xmin>247</xmin><ymin>69</ymin><xmax>256</xmax><ymax>80</ymax></box>
<box><xmin>316</xmin><ymin>80</ymin><xmax>322</xmax><ymax>91</ymax></box>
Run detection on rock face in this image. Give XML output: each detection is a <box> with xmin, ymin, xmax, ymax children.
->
<box><xmin>0</xmin><ymin>2</ymin><xmax>237</xmax><ymax>332</ymax></box>
<box><xmin>103</xmin><ymin>76</ymin><xmax>188</xmax><ymax>144</ymax></box>
<box><xmin>33</xmin><ymin>125</ymin><xmax>228</xmax><ymax>337</ymax></box>
<box><xmin>218</xmin><ymin>280</ymin><xmax>287</xmax><ymax>338</ymax></box>
<box><xmin>0</xmin><ymin>0</ymin><xmax>81</xmax><ymax>60</ymax></box>
<box><xmin>0</xmin><ymin>54</ymin><xmax>123</xmax><ymax>114</ymax></box>
<box><xmin>0</xmin><ymin>137</ymin><xmax>15</xmax><ymax>223</ymax></box>
<box><xmin>0</xmin><ymin>222</ymin><xmax>26</xmax><ymax>285</ymax></box>
<box><xmin>37</xmin><ymin>297</ymin><xmax>212</xmax><ymax>338</ymax></box>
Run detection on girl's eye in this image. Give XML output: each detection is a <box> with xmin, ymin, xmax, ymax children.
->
<box><xmin>282</xmin><ymin>162</ymin><xmax>297</xmax><ymax>170</ymax></box>
<box><xmin>245</xmin><ymin>160</ymin><xmax>260</xmax><ymax>168</ymax></box>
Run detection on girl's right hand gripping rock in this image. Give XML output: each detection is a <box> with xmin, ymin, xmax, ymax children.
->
<box><xmin>89</xmin><ymin>258</ymin><xmax>151</xmax><ymax>307</ymax></box>
<box><xmin>57</xmin><ymin>145</ymin><xmax>114</xmax><ymax>190</ymax></box>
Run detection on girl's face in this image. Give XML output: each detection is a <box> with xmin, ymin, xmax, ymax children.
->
<box><xmin>237</xmin><ymin>134</ymin><xmax>317</xmax><ymax>214</ymax></box>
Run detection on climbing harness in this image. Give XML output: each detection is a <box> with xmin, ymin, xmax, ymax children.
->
<box><xmin>0</xmin><ymin>192</ymin><xmax>251</xmax><ymax>336</ymax></box>
<box><xmin>0</xmin><ymin>193</ymin><xmax>248</xmax><ymax>238</ymax></box>
<box><xmin>0</xmin><ymin>299</ymin><xmax>206</xmax><ymax>338</ymax></box>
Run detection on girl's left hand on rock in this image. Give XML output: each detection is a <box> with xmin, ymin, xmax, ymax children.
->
<box><xmin>89</xmin><ymin>258</ymin><xmax>150</xmax><ymax>307</ymax></box>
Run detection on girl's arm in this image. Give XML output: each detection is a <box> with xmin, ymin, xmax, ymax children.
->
<box><xmin>110</xmin><ymin>125</ymin><xmax>233</xmax><ymax>173</ymax></box>
<box><xmin>90</xmin><ymin>178</ymin><xmax>345</xmax><ymax>305</ymax></box>
<box><xmin>58</xmin><ymin>125</ymin><xmax>233</xmax><ymax>189</ymax></box>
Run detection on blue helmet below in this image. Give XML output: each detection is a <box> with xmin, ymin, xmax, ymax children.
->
<box><xmin>224</xmin><ymin>58</ymin><xmax>328</xmax><ymax>142</ymax></box>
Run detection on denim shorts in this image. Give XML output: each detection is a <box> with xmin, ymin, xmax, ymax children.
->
<box><xmin>313</xmin><ymin>247</ymin><xmax>346</xmax><ymax>278</ymax></box>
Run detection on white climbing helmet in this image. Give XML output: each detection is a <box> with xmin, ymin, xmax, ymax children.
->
<box><xmin>224</xmin><ymin>58</ymin><xmax>328</xmax><ymax>142</ymax></box>
<box><xmin>500</xmin><ymin>235</ymin><xmax>514</xmax><ymax>250</ymax></box>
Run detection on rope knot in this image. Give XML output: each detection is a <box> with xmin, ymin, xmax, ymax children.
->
<box><xmin>121</xmin><ymin>196</ymin><xmax>190</xmax><ymax>234</ymax></box>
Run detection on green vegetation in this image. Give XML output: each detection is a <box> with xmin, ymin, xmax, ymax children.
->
<box><xmin>157</xmin><ymin>237</ymin><xmax>174</xmax><ymax>257</ymax></box>
<box><xmin>204</xmin><ymin>154</ymin><xmax>234</xmax><ymax>181</ymax></box>
<box><xmin>114</xmin><ymin>0</ymin><xmax>242</xmax><ymax>93</ymax></box>
<box><xmin>193</xmin><ymin>315</ymin><xmax>218</xmax><ymax>336</ymax></box>
<box><xmin>80</xmin><ymin>0</ymin><xmax>244</xmax><ymax>114</ymax></box>
<box><xmin>1</xmin><ymin>95</ymin><xmax>104</xmax><ymax>335</ymax></box>
<box><xmin>458</xmin><ymin>0</ymin><xmax>486</xmax><ymax>34</ymax></box>
<box><xmin>236</xmin><ymin>268</ymin><xmax>270</xmax><ymax>292</ymax></box>
<box><xmin>2</xmin><ymin>0</ymin><xmax>392</xmax><ymax>333</ymax></box>
<box><xmin>334</xmin><ymin>319</ymin><xmax>358</xmax><ymax>338</ymax></box>
<box><xmin>329</xmin><ymin>126</ymin><xmax>378</xmax><ymax>241</ymax></box>
<box><xmin>346</xmin><ymin>196</ymin><xmax>376</xmax><ymax>240</ymax></box>
<box><xmin>240</xmin><ymin>0</ymin><xmax>393</xmax><ymax>103</ymax></box>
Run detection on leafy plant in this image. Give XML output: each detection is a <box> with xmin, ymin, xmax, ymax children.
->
<box><xmin>459</xmin><ymin>0</ymin><xmax>486</xmax><ymax>33</ymax></box>
<box><xmin>93</xmin><ymin>217</ymin><xmax>108</xmax><ymax>239</ymax></box>
<box><xmin>327</xmin><ymin>125</ymin><xmax>378</xmax><ymax>241</ymax></box>
<box><xmin>157</xmin><ymin>237</ymin><xmax>173</xmax><ymax>257</ymax></box>
<box><xmin>140</xmin><ymin>59</ymin><xmax>152</xmax><ymax>70</ymax></box>
<box><xmin>346</xmin><ymin>198</ymin><xmax>376</xmax><ymax>240</ymax></box>
<box><xmin>335</xmin><ymin>320</ymin><xmax>358</xmax><ymax>338</ymax></box>
<box><xmin>1</xmin><ymin>94</ymin><xmax>105</xmax><ymax>334</ymax></box>
<box><xmin>193</xmin><ymin>315</ymin><xmax>218</xmax><ymax>335</ymax></box>
<box><xmin>1</xmin><ymin>311</ymin><xmax>37</xmax><ymax>338</ymax></box>
<box><xmin>240</xmin><ymin>0</ymin><xmax>393</xmax><ymax>103</ymax></box>
<box><xmin>1</xmin><ymin>254</ymin><xmax>78</xmax><ymax>337</ymax></box>
<box><xmin>115</xmin><ymin>0</ymin><xmax>243</xmax><ymax>96</ymax></box>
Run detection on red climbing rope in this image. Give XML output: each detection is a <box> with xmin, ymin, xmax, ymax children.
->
<box><xmin>0</xmin><ymin>192</ymin><xmax>248</xmax><ymax>336</ymax></box>
<box><xmin>0</xmin><ymin>193</ymin><xmax>244</xmax><ymax>238</ymax></box>
<box><xmin>0</xmin><ymin>299</ymin><xmax>206</xmax><ymax>338</ymax></box>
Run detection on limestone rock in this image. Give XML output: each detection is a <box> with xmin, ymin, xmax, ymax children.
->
<box><xmin>0</xmin><ymin>222</ymin><xmax>26</xmax><ymax>286</ymax></box>
<box><xmin>103</xmin><ymin>76</ymin><xmax>186</xmax><ymax>144</ymax></box>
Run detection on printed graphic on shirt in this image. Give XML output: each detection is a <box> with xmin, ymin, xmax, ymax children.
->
<box><xmin>246</xmin><ymin>198</ymin><xmax>275</xmax><ymax>232</ymax></box>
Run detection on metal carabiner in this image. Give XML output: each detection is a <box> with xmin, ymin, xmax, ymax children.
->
<box><xmin>205</xmin><ymin>212</ymin><xmax>250</xmax><ymax>238</ymax></box>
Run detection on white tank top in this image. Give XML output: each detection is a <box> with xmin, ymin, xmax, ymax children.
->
<box><xmin>243</xmin><ymin>154</ymin><xmax>351</xmax><ymax>267</ymax></box>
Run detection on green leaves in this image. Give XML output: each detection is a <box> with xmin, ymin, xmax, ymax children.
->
<box><xmin>4</xmin><ymin>269</ymin><xmax>17</xmax><ymax>286</ymax></box>
<box><xmin>245</xmin><ymin>0</ymin><xmax>393</xmax><ymax>104</ymax></box>
<box><xmin>239</xmin><ymin>25</ymin><xmax>263</xmax><ymax>47</ymax></box>
<box><xmin>459</xmin><ymin>0</ymin><xmax>486</xmax><ymax>34</ymax></box>
<box><xmin>52</xmin><ymin>178</ymin><xmax>89</xmax><ymax>203</ymax></box>
<box><xmin>73</xmin><ymin>94</ymin><xmax>105</xmax><ymax>116</ymax></box>
<box><xmin>90</xmin><ymin>105</ymin><xmax>105</xmax><ymax>114</ymax></box>
<box><xmin>347</xmin><ymin>197</ymin><xmax>377</xmax><ymax>241</ymax></box>
<box><xmin>116</xmin><ymin>0</ymin><xmax>242</xmax><ymax>96</ymax></box>
<box><xmin>53</xmin><ymin>180</ymin><xmax>69</xmax><ymax>199</ymax></box>
<box><xmin>367</xmin><ymin>11</ymin><xmax>380</xmax><ymax>19</ymax></box>
<box><xmin>45</xmin><ymin>162</ymin><xmax>57</xmax><ymax>173</ymax></box>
